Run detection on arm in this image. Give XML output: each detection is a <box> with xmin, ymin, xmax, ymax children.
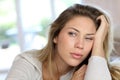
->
<box><xmin>71</xmin><ymin>15</ymin><xmax>111</xmax><ymax>80</ymax></box>
<box><xmin>6</xmin><ymin>55</ymin><xmax>39</xmax><ymax>80</ymax></box>
<box><xmin>92</xmin><ymin>15</ymin><xmax>109</xmax><ymax>58</ymax></box>
<box><xmin>84</xmin><ymin>56</ymin><xmax>111</xmax><ymax>80</ymax></box>
<box><xmin>84</xmin><ymin>15</ymin><xmax>112</xmax><ymax>80</ymax></box>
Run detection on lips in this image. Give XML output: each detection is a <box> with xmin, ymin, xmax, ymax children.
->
<box><xmin>71</xmin><ymin>53</ymin><xmax>83</xmax><ymax>59</ymax></box>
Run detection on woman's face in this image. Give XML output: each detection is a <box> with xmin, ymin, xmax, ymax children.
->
<box><xmin>53</xmin><ymin>16</ymin><xmax>96</xmax><ymax>67</ymax></box>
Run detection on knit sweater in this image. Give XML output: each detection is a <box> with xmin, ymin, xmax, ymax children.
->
<box><xmin>6</xmin><ymin>50</ymin><xmax>111</xmax><ymax>80</ymax></box>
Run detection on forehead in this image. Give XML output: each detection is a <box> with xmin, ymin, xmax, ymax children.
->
<box><xmin>63</xmin><ymin>16</ymin><xmax>96</xmax><ymax>32</ymax></box>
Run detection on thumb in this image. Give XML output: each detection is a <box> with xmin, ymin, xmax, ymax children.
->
<box><xmin>71</xmin><ymin>65</ymin><xmax>87</xmax><ymax>80</ymax></box>
<box><xmin>76</xmin><ymin>65</ymin><xmax>87</xmax><ymax>78</ymax></box>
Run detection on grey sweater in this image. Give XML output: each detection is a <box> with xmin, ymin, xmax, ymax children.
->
<box><xmin>6</xmin><ymin>50</ymin><xmax>111</xmax><ymax>80</ymax></box>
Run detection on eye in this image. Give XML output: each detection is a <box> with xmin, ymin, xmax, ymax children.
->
<box><xmin>85</xmin><ymin>37</ymin><xmax>94</xmax><ymax>41</ymax></box>
<box><xmin>68</xmin><ymin>31</ymin><xmax>77</xmax><ymax>37</ymax></box>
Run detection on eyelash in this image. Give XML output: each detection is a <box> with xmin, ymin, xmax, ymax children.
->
<box><xmin>68</xmin><ymin>32</ymin><xmax>77</xmax><ymax>37</ymax></box>
<box><xmin>68</xmin><ymin>31</ymin><xmax>94</xmax><ymax>40</ymax></box>
<box><xmin>85</xmin><ymin>37</ymin><xmax>94</xmax><ymax>40</ymax></box>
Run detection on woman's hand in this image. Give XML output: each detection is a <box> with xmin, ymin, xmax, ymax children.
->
<box><xmin>71</xmin><ymin>65</ymin><xmax>87</xmax><ymax>80</ymax></box>
<box><xmin>92</xmin><ymin>15</ymin><xmax>109</xmax><ymax>58</ymax></box>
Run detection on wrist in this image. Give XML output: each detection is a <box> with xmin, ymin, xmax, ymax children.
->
<box><xmin>92</xmin><ymin>43</ymin><xmax>105</xmax><ymax>58</ymax></box>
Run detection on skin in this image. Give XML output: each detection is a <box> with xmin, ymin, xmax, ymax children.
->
<box><xmin>53</xmin><ymin>16</ymin><xmax>96</xmax><ymax>76</ymax></box>
<box><xmin>72</xmin><ymin>15</ymin><xmax>109</xmax><ymax>80</ymax></box>
<box><xmin>51</xmin><ymin>15</ymin><xmax>108</xmax><ymax>80</ymax></box>
<box><xmin>92</xmin><ymin>15</ymin><xmax>109</xmax><ymax>58</ymax></box>
<box><xmin>71</xmin><ymin>65</ymin><xmax>87</xmax><ymax>80</ymax></box>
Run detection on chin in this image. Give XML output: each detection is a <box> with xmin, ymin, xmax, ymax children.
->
<box><xmin>68</xmin><ymin>61</ymin><xmax>81</xmax><ymax>67</ymax></box>
<box><xmin>68</xmin><ymin>58</ymin><xmax>84</xmax><ymax>67</ymax></box>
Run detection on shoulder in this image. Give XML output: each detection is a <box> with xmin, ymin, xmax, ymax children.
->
<box><xmin>19</xmin><ymin>49</ymin><xmax>41</xmax><ymax>58</ymax></box>
<box><xmin>15</xmin><ymin>49</ymin><xmax>42</xmax><ymax>73</ymax></box>
<box><xmin>7</xmin><ymin>49</ymin><xmax>43</xmax><ymax>80</ymax></box>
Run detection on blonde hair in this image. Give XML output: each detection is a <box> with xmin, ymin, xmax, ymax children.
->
<box><xmin>111</xmin><ymin>66</ymin><xmax>120</xmax><ymax>80</ymax></box>
<box><xmin>38</xmin><ymin>4</ymin><xmax>120</xmax><ymax>79</ymax></box>
<box><xmin>98</xmin><ymin>6</ymin><xmax>120</xmax><ymax>80</ymax></box>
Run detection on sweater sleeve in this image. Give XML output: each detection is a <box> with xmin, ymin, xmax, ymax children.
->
<box><xmin>84</xmin><ymin>56</ymin><xmax>112</xmax><ymax>80</ymax></box>
<box><xmin>6</xmin><ymin>55</ymin><xmax>41</xmax><ymax>80</ymax></box>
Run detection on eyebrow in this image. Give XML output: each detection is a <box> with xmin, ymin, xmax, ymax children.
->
<box><xmin>69</xmin><ymin>27</ymin><xmax>80</xmax><ymax>32</ymax></box>
<box><xmin>86</xmin><ymin>33</ymin><xmax>95</xmax><ymax>36</ymax></box>
<box><xmin>68</xmin><ymin>27</ymin><xmax>95</xmax><ymax>36</ymax></box>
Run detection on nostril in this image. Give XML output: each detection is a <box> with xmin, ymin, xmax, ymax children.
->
<box><xmin>75</xmin><ymin>42</ymin><xmax>84</xmax><ymax>49</ymax></box>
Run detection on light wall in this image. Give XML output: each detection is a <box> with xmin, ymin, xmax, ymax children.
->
<box><xmin>82</xmin><ymin>0</ymin><xmax>120</xmax><ymax>40</ymax></box>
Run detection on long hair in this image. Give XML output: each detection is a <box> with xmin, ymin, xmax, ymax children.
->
<box><xmin>38</xmin><ymin>4</ymin><xmax>120</xmax><ymax>79</ymax></box>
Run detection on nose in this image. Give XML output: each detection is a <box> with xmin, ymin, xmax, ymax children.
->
<box><xmin>75</xmin><ymin>37</ymin><xmax>84</xmax><ymax>49</ymax></box>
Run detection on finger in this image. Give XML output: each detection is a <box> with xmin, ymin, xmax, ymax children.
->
<box><xmin>78</xmin><ymin>65</ymin><xmax>87</xmax><ymax>72</ymax></box>
<box><xmin>78</xmin><ymin>65</ymin><xmax>87</xmax><ymax>75</ymax></box>
<box><xmin>95</xmin><ymin>15</ymin><xmax>109</xmax><ymax>42</ymax></box>
<box><xmin>97</xmin><ymin>15</ymin><xmax>109</xmax><ymax>28</ymax></box>
<box><xmin>72</xmin><ymin>65</ymin><xmax>87</xmax><ymax>80</ymax></box>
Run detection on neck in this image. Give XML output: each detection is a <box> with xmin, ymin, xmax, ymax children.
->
<box><xmin>42</xmin><ymin>53</ymin><xmax>73</xmax><ymax>80</ymax></box>
<box><xmin>54</xmin><ymin>53</ymin><xmax>73</xmax><ymax>76</ymax></box>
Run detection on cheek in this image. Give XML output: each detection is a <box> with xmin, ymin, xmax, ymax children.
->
<box><xmin>56</xmin><ymin>33</ymin><xmax>76</xmax><ymax>56</ymax></box>
<box><xmin>57</xmin><ymin>35</ymin><xmax>74</xmax><ymax>50</ymax></box>
<box><xmin>84</xmin><ymin>42</ymin><xmax>94</xmax><ymax>54</ymax></box>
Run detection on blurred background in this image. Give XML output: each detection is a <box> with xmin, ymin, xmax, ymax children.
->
<box><xmin>0</xmin><ymin>0</ymin><xmax>120</xmax><ymax>80</ymax></box>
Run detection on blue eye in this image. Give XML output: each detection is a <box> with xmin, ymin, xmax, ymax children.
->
<box><xmin>68</xmin><ymin>32</ymin><xmax>77</xmax><ymax>37</ymax></box>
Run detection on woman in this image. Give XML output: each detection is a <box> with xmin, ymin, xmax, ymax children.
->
<box><xmin>6</xmin><ymin>4</ymin><xmax>119</xmax><ymax>80</ymax></box>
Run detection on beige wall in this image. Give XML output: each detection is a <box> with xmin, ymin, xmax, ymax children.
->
<box><xmin>82</xmin><ymin>0</ymin><xmax>120</xmax><ymax>40</ymax></box>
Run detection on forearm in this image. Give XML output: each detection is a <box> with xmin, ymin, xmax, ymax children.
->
<box><xmin>92</xmin><ymin>41</ymin><xmax>105</xmax><ymax>58</ymax></box>
<box><xmin>84</xmin><ymin>56</ymin><xmax>112</xmax><ymax>80</ymax></box>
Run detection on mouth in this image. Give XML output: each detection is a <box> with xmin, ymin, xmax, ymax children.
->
<box><xmin>71</xmin><ymin>53</ymin><xmax>83</xmax><ymax>59</ymax></box>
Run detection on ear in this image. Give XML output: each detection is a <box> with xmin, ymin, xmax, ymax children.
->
<box><xmin>53</xmin><ymin>36</ymin><xmax>58</xmax><ymax>44</ymax></box>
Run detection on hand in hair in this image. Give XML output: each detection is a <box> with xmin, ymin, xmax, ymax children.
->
<box><xmin>92</xmin><ymin>15</ymin><xmax>109</xmax><ymax>58</ymax></box>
